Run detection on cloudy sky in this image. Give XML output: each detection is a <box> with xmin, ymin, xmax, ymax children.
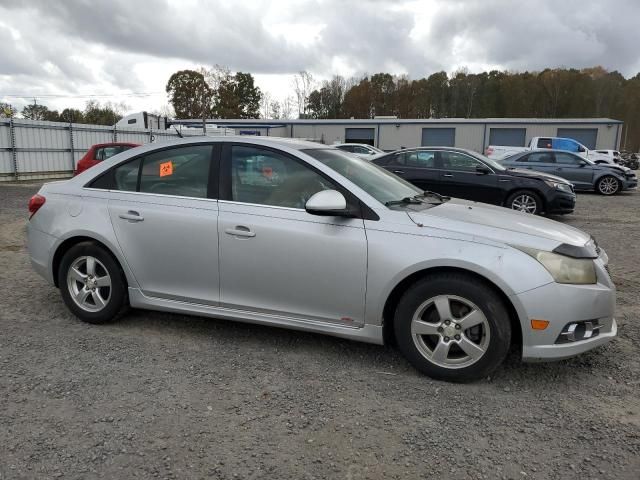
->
<box><xmin>1</xmin><ymin>0</ymin><xmax>639</xmax><ymax>115</ymax></box>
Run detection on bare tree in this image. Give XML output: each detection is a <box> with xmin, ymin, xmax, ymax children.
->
<box><xmin>281</xmin><ymin>96</ymin><xmax>295</xmax><ymax>119</ymax></box>
<box><xmin>293</xmin><ymin>71</ymin><xmax>315</xmax><ymax>117</ymax></box>
<box><xmin>261</xmin><ymin>91</ymin><xmax>272</xmax><ymax>118</ymax></box>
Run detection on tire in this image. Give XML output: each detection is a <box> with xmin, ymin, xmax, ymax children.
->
<box><xmin>393</xmin><ymin>273</ymin><xmax>511</xmax><ymax>382</ymax></box>
<box><xmin>596</xmin><ymin>175</ymin><xmax>621</xmax><ymax>195</ymax></box>
<box><xmin>505</xmin><ymin>190</ymin><xmax>542</xmax><ymax>215</ymax></box>
<box><xmin>58</xmin><ymin>241</ymin><xmax>128</xmax><ymax>324</ymax></box>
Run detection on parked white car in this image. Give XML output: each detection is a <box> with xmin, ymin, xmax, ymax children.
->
<box><xmin>334</xmin><ymin>143</ymin><xmax>384</xmax><ymax>159</ymax></box>
<box><xmin>593</xmin><ymin>150</ymin><xmax>621</xmax><ymax>165</ymax></box>
<box><xmin>486</xmin><ymin>136</ymin><xmax>610</xmax><ymax>163</ymax></box>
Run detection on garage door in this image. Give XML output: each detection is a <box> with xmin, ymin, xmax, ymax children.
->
<box><xmin>557</xmin><ymin>128</ymin><xmax>598</xmax><ymax>149</ymax></box>
<box><xmin>489</xmin><ymin>128</ymin><xmax>526</xmax><ymax>147</ymax></box>
<box><xmin>345</xmin><ymin>128</ymin><xmax>375</xmax><ymax>146</ymax></box>
<box><xmin>422</xmin><ymin>128</ymin><xmax>456</xmax><ymax>147</ymax></box>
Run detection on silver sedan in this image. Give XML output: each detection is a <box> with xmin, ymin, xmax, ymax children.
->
<box><xmin>27</xmin><ymin>137</ymin><xmax>616</xmax><ymax>382</ymax></box>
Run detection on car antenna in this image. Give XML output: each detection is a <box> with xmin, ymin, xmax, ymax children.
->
<box><xmin>173</xmin><ymin>125</ymin><xmax>183</xmax><ymax>138</ymax></box>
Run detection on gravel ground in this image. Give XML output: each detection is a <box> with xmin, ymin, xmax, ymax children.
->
<box><xmin>1</xmin><ymin>181</ymin><xmax>639</xmax><ymax>480</ymax></box>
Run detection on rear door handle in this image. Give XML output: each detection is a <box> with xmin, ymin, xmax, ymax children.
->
<box><xmin>442</xmin><ymin>174</ymin><xmax>453</xmax><ymax>178</ymax></box>
<box><xmin>225</xmin><ymin>226</ymin><xmax>256</xmax><ymax>238</ymax></box>
<box><xmin>393</xmin><ymin>170</ymin><xmax>405</xmax><ymax>175</ymax></box>
<box><xmin>118</xmin><ymin>211</ymin><xmax>144</xmax><ymax>222</ymax></box>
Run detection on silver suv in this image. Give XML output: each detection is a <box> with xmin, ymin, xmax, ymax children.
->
<box><xmin>27</xmin><ymin>137</ymin><xmax>617</xmax><ymax>382</ymax></box>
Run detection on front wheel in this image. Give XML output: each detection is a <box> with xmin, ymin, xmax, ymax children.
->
<box><xmin>506</xmin><ymin>190</ymin><xmax>542</xmax><ymax>215</ymax></box>
<box><xmin>596</xmin><ymin>175</ymin><xmax>620</xmax><ymax>195</ymax></box>
<box><xmin>393</xmin><ymin>273</ymin><xmax>512</xmax><ymax>382</ymax></box>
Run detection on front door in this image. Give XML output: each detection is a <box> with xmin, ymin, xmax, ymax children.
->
<box><xmin>435</xmin><ymin>151</ymin><xmax>500</xmax><ymax>204</ymax></box>
<box><xmin>107</xmin><ymin>144</ymin><xmax>220</xmax><ymax>305</ymax></box>
<box><xmin>552</xmin><ymin>152</ymin><xmax>594</xmax><ymax>190</ymax></box>
<box><xmin>383</xmin><ymin>150</ymin><xmax>441</xmax><ymax>193</ymax></box>
<box><xmin>217</xmin><ymin>143</ymin><xmax>367</xmax><ymax>324</ymax></box>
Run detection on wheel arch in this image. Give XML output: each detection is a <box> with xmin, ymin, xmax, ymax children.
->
<box><xmin>52</xmin><ymin>234</ymin><xmax>131</xmax><ymax>289</ymax></box>
<box><xmin>381</xmin><ymin>266</ymin><xmax>522</xmax><ymax>351</ymax></box>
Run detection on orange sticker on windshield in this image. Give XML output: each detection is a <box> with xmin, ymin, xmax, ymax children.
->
<box><xmin>159</xmin><ymin>161</ymin><xmax>173</xmax><ymax>177</ymax></box>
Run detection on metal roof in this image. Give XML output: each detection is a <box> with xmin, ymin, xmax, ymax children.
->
<box><xmin>169</xmin><ymin>117</ymin><xmax>623</xmax><ymax>126</ymax></box>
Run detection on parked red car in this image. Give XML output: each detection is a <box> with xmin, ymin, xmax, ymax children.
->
<box><xmin>74</xmin><ymin>142</ymin><xmax>140</xmax><ymax>176</ymax></box>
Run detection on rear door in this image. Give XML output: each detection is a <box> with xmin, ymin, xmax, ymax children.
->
<box><xmin>382</xmin><ymin>151</ymin><xmax>441</xmax><ymax>192</ymax></box>
<box><xmin>104</xmin><ymin>143</ymin><xmax>221</xmax><ymax>305</ymax></box>
<box><xmin>217</xmin><ymin>143</ymin><xmax>367</xmax><ymax>324</ymax></box>
<box><xmin>553</xmin><ymin>152</ymin><xmax>594</xmax><ymax>189</ymax></box>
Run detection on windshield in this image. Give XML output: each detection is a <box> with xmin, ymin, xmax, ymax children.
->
<box><xmin>469</xmin><ymin>151</ymin><xmax>507</xmax><ymax>171</ymax></box>
<box><xmin>302</xmin><ymin>148</ymin><xmax>421</xmax><ymax>205</ymax></box>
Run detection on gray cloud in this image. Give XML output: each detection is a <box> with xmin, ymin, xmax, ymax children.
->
<box><xmin>1</xmin><ymin>0</ymin><xmax>639</xmax><ymax>113</ymax></box>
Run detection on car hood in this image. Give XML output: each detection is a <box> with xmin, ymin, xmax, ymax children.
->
<box><xmin>599</xmin><ymin>163</ymin><xmax>631</xmax><ymax>174</ymax></box>
<box><xmin>504</xmin><ymin>168</ymin><xmax>571</xmax><ymax>184</ymax></box>
<box><xmin>408</xmin><ymin>198</ymin><xmax>590</xmax><ymax>250</ymax></box>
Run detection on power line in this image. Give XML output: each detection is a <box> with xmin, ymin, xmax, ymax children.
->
<box><xmin>1</xmin><ymin>92</ymin><xmax>166</xmax><ymax>99</ymax></box>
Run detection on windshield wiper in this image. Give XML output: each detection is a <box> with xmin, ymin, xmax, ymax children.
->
<box><xmin>418</xmin><ymin>191</ymin><xmax>450</xmax><ymax>202</ymax></box>
<box><xmin>385</xmin><ymin>196</ymin><xmax>423</xmax><ymax>206</ymax></box>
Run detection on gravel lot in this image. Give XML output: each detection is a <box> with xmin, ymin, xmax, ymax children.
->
<box><xmin>1</xmin><ymin>181</ymin><xmax>639</xmax><ymax>480</ymax></box>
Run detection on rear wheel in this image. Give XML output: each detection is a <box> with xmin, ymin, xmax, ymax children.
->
<box><xmin>393</xmin><ymin>273</ymin><xmax>511</xmax><ymax>382</ymax></box>
<box><xmin>596</xmin><ymin>175</ymin><xmax>620</xmax><ymax>195</ymax></box>
<box><xmin>58</xmin><ymin>242</ymin><xmax>128</xmax><ymax>324</ymax></box>
<box><xmin>506</xmin><ymin>190</ymin><xmax>542</xmax><ymax>215</ymax></box>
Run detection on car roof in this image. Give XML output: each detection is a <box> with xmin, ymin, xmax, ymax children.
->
<box><xmin>136</xmin><ymin>136</ymin><xmax>328</xmax><ymax>151</ymax></box>
<box><xmin>382</xmin><ymin>146</ymin><xmax>481</xmax><ymax>156</ymax></box>
<box><xmin>91</xmin><ymin>142</ymin><xmax>140</xmax><ymax>148</ymax></box>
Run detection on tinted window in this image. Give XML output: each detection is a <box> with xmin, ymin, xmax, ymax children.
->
<box><xmin>95</xmin><ymin>145</ymin><xmax>134</xmax><ymax>161</ymax></box>
<box><xmin>522</xmin><ymin>152</ymin><xmax>554</xmax><ymax>163</ymax></box>
<box><xmin>353</xmin><ymin>145</ymin><xmax>370</xmax><ymax>154</ymax></box>
<box><xmin>440</xmin><ymin>151</ymin><xmax>483</xmax><ymax>171</ymax></box>
<box><xmin>536</xmin><ymin>138</ymin><xmax>553</xmax><ymax>149</ymax></box>
<box><xmin>554</xmin><ymin>152</ymin><xmax>583</xmax><ymax>165</ymax></box>
<box><xmin>337</xmin><ymin>145</ymin><xmax>354</xmax><ymax>153</ymax></box>
<box><xmin>406</xmin><ymin>151</ymin><xmax>435</xmax><ymax>168</ymax></box>
<box><xmin>90</xmin><ymin>144</ymin><xmax>212</xmax><ymax>197</ymax></box>
<box><xmin>230</xmin><ymin>146</ymin><xmax>333</xmax><ymax>209</ymax></box>
<box><xmin>138</xmin><ymin>145</ymin><xmax>212</xmax><ymax>198</ymax></box>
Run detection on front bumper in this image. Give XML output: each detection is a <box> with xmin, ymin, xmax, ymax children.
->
<box><xmin>622</xmin><ymin>176</ymin><xmax>637</xmax><ymax>190</ymax></box>
<box><xmin>513</xmin><ymin>258</ymin><xmax>616</xmax><ymax>361</ymax></box>
<box><xmin>545</xmin><ymin>190</ymin><xmax>576</xmax><ymax>214</ymax></box>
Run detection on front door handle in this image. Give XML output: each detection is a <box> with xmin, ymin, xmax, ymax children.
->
<box><xmin>442</xmin><ymin>173</ymin><xmax>453</xmax><ymax>178</ymax></box>
<box><xmin>225</xmin><ymin>226</ymin><xmax>256</xmax><ymax>238</ymax></box>
<box><xmin>393</xmin><ymin>170</ymin><xmax>405</xmax><ymax>175</ymax></box>
<box><xmin>118</xmin><ymin>211</ymin><xmax>144</xmax><ymax>222</ymax></box>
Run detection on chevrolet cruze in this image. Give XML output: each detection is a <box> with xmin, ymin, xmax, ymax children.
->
<box><xmin>26</xmin><ymin>137</ymin><xmax>617</xmax><ymax>382</ymax></box>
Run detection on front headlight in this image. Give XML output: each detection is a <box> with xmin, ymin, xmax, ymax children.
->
<box><xmin>515</xmin><ymin>247</ymin><xmax>597</xmax><ymax>284</ymax></box>
<box><xmin>544</xmin><ymin>180</ymin><xmax>573</xmax><ymax>193</ymax></box>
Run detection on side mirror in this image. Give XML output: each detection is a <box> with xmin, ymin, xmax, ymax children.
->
<box><xmin>305</xmin><ymin>190</ymin><xmax>351</xmax><ymax>217</ymax></box>
<box><xmin>579</xmin><ymin>160</ymin><xmax>588</xmax><ymax>167</ymax></box>
<box><xmin>476</xmin><ymin>165</ymin><xmax>491</xmax><ymax>175</ymax></box>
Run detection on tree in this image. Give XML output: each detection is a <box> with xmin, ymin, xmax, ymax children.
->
<box><xmin>166</xmin><ymin>69</ymin><xmax>213</xmax><ymax>119</ymax></box>
<box><xmin>42</xmin><ymin>109</ymin><xmax>61</xmax><ymax>122</ymax></box>
<box><xmin>0</xmin><ymin>102</ymin><xmax>16</xmax><ymax>118</ymax></box>
<box><xmin>83</xmin><ymin>100</ymin><xmax>124</xmax><ymax>125</ymax></box>
<box><xmin>60</xmin><ymin>108</ymin><xmax>84</xmax><ymax>123</ymax></box>
<box><xmin>22</xmin><ymin>102</ymin><xmax>49</xmax><ymax>120</ymax></box>
<box><xmin>213</xmin><ymin>72</ymin><xmax>261</xmax><ymax>119</ymax></box>
<box><xmin>293</xmin><ymin>71</ymin><xmax>314</xmax><ymax>117</ymax></box>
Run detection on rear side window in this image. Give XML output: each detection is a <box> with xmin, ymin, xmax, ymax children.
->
<box><xmin>523</xmin><ymin>152</ymin><xmax>554</xmax><ymax>163</ymax></box>
<box><xmin>537</xmin><ymin>138</ymin><xmax>553</xmax><ymax>149</ymax></box>
<box><xmin>90</xmin><ymin>144</ymin><xmax>213</xmax><ymax>198</ymax></box>
<box><xmin>406</xmin><ymin>151</ymin><xmax>435</xmax><ymax>168</ymax></box>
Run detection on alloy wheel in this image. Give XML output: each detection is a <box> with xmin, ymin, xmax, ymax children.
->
<box><xmin>511</xmin><ymin>194</ymin><xmax>537</xmax><ymax>213</ymax></box>
<box><xmin>410</xmin><ymin>295</ymin><xmax>490</xmax><ymax>369</ymax></box>
<box><xmin>66</xmin><ymin>256</ymin><xmax>112</xmax><ymax>312</ymax></box>
<box><xmin>598</xmin><ymin>177</ymin><xmax>618</xmax><ymax>195</ymax></box>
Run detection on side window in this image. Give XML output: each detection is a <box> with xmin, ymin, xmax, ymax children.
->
<box><xmin>537</xmin><ymin>138</ymin><xmax>553</xmax><ymax>149</ymax></box>
<box><xmin>440</xmin><ymin>151</ymin><xmax>483</xmax><ymax>171</ymax></box>
<box><xmin>139</xmin><ymin>145</ymin><xmax>212</xmax><ymax>198</ymax></box>
<box><xmin>406</xmin><ymin>151</ymin><xmax>435</xmax><ymax>168</ymax></box>
<box><xmin>338</xmin><ymin>145</ymin><xmax>354</xmax><ymax>153</ymax></box>
<box><xmin>94</xmin><ymin>148</ymin><xmax>105</xmax><ymax>161</ymax></box>
<box><xmin>96</xmin><ymin>146</ymin><xmax>126</xmax><ymax>161</ymax></box>
<box><xmin>90</xmin><ymin>144</ymin><xmax>213</xmax><ymax>197</ymax></box>
<box><xmin>554</xmin><ymin>153</ymin><xmax>582</xmax><ymax>165</ymax></box>
<box><xmin>525</xmin><ymin>152</ymin><xmax>554</xmax><ymax>163</ymax></box>
<box><xmin>230</xmin><ymin>145</ymin><xmax>333</xmax><ymax>209</ymax></box>
<box><xmin>353</xmin><ymin>145</ymin><xmax>369</xmax><ymax>154</ymax></box>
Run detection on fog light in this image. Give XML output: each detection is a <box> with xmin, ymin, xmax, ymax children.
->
<box><xmin>530</xmin><ymin>319</ymin><xmax>550</xmax><ymax>330</ymax></box>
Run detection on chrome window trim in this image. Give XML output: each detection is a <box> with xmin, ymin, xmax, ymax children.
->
<box><xmin>81</xmin><ymin>187</ymin><xmax>219</xmax><ymax>204</ymax></box>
